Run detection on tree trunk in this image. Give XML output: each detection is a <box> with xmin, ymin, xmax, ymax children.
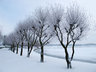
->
<box><xmin>13</xmin><ymin>44</ymin><xmax>15</xmax><ymax>53</ymax></box>
<box><xmin>20</xmin><ymin>42</ymin><xmax>23</xmax><ymax>56</ymax></box>
<box><xmin>41</xmin><ymin>45</ymin><xmax>44</xmax><ymax>62</ymax></box>
<box><xmin>27</xmin><ymin>46</ymin><xmax>33</xmax><ymax>57</ymax></box>
<box><xmin>60</xmin><ymin>42</ymin><xmax>72</xmax><ymax>68</ymax></box>
<box><xmin>39</xmin><ymin>36</ymin><xmax>44</xmax><ymax>62</ymax></box>
<box><xmin>64</xmin><ymin>48</ymin><xmax>71</xmax><ymax>69</ymax></box>
<box><xmin>16</xmin><ymin>43</ymin><xmax>19</xmax><ymax>54</ymax></box>
<box><xmin>10</xmin><ymin>45</ymin><xmax>13</xmax><ymax>51</ymax></box>
<box><xmin>28</xmin><ymin>42</ymin><xmax>30</xmax><ymax>52</ymax></box>
<box><xmin>71</xmin><ymin>41</ymin><xmax>76</xmax><ymax>61</ymax></box>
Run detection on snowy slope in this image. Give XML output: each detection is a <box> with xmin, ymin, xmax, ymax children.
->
<box><xmin>0</xmin><ymin>48</ymin><xmax>96</xmax><ymax>72</ymax></box>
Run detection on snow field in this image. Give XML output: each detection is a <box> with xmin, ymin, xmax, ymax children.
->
<box><xmin>0</xmin><ymin>47</ymin><xmax>96</xmax><ymax>72</ymax></box>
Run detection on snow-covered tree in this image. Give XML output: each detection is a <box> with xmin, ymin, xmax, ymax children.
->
<box><xmin>14</xmin><ymin>32</ymin><xmax>21</xmax><ymax>54</ymax></box>
<box><xmin>65</xmin><ymin>5</ymin><xmax>88</xmax><ymax>62</ymax></box>
<box><xmin>6</xmin><ymin>33</ymin><xmax>16</xmax><ymax>52</ymax></box>
<box><xmin>16</xmin><ymin>22</ymin><xmax>26</xmax><ymax>56</ymax></box>
<box><xmin>23</xmin><ymin>18</ymin><xmax>38</xmax><ymax>57</ymax></box>
<box><xmin>34</xmin><ymin>8</ymin><xmax>54</xmax><ymax>62</ymax></box>
<box><xmin>50</xmin><ymin>5</ymin><xmax>88</xmax><ymax>68</ymax></box>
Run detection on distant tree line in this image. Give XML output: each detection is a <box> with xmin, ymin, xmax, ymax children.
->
<box><xmin>3</xmin><ymin>4</ymin><xmax>88</xmax><ymax>69</ymax></box>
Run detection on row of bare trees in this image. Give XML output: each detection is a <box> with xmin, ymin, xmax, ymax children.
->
<box><xmin>3</xmin><ymin>5</ymin><xmax>88</xmax><ymax>69</ymax></box>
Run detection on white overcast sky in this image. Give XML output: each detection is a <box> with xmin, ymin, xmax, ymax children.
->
<box><xmin>0</xmin><ymin>0</ymin><xmax>96</xmax><ymax>44</ymax></box>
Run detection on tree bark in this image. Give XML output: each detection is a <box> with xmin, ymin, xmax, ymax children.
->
<box><xmin>27</xmin><ymin>46</ymin><xmax>33</xmax><ymax>57</ymax></box>
<box><xmin>10</xmin><ymin>45</ymin><xmax>13</xmax><ymax>51</ymax></box>
<box><xmin>16</xmin><ymin>43</ymin><xmax>19</xmax><ymax>54</ymax></box>
<box><xmin>64</xmin><ymin>48</ymin><xmax>71</xmax><ymax>68</ymax></box>
<box><xmin>71</xmin><ymin>41</ymin><xmax>76</xmax><ymax>61</ymax></box>
<box><xmin>40</xmin><ymin>45</ymin><xmax>44</xmax><ymax>62</ymax></box>
<box><xmin>20</xmin><ymin>42</ymin><xmax>23</xmax><ymax>56</ymax></box>
<box><xmin>13</xmin><ymin>44</ymin><xmax>15</xmax><ymax>53</ymax></box>
<box><xmin>60</xmin><ymin>41</ymin><xmax>72</xmax><ymax>68</ymax></box>
<box><xmin>28</xmin><ymin>42</ymin><xmax>30</xmax><ymax>52</ymax></box>
<box><xmin>39</xmin><ymin>36</ymin><xmax>44</xmax><ymax>62</ymax></box>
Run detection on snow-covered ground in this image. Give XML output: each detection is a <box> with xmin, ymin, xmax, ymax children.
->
<box><xmin>44</xmin><ymin>45</ymin><xmax>96</xmax><ymax>63</ymax></box>
<box><xmin>0</xmin><ymin>46</ymin><xmax>96</xmax><ymax>72</ymax></box>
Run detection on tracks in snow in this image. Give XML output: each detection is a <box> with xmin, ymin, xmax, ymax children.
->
<box><xmin>35</xmin><ymin>50</ymin><xmax>96</xmax><ymax>64</ymax></box>
<box><xmin>44</xmin><ymin>53</ymin><xmax>96</xmax><ymax>64</ymax></box>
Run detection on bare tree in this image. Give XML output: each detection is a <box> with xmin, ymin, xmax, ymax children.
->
<box><xmin>35</xmin><ymin>8</ymin><xmax>54</xmax><ymax>62</ymax></box>
<box><xmin>50</xmin><ymin>5</ymin><xmax>88</xmax><ymax>68</ymax></box>
<box><xmin>16</xmin><ymin>22</ymin><xmax>26</xmax><ymax>56</ymax></box>
<box><xmin>3</xmin><ymin>31</ymin><xmax>20</xmax><ymax>54</ymax></box>
<box><xmin>14</xmin><ymin>32</ymin><xmax>21</xmax><ymax>54</ymax></box>
<box><xmin>20</xmin><ymin>20</ymin><xmax>30</xmax><ymax>53</ymax></box>
<box><xmin>24</xmin><ymin>18</ymin><xmax>38</xmax><ymax>57</ymax></box>
<box><xmin>6</xmin><ymin>33</ymin><xmax>16</xmax><ymax>52</ymax></box>
<box><xmin>49</xmin><ymin>6</ymin><xmax>72</xmax><ymax>68</ymax></box>
<box><xmin>65</xmin><ymin>5</ymin><xmax>88</xmax><ymax>61</ymax></box>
